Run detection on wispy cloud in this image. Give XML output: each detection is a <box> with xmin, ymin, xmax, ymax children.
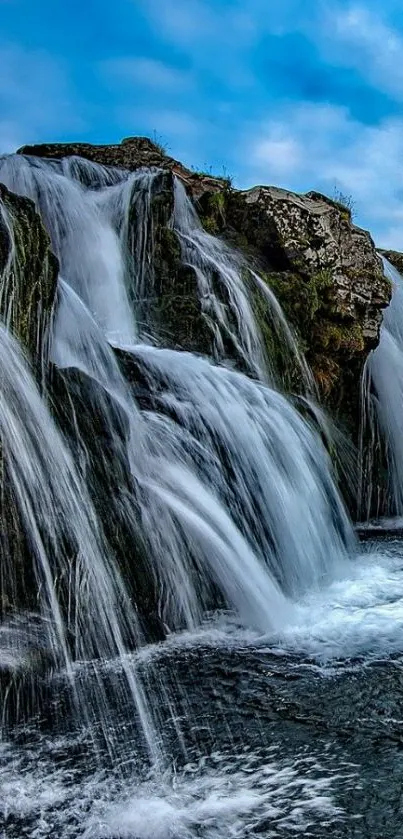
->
<box><xmin>321</xmin><ymin>5</ymin><xmax>403</xmax><ymax>99</ymax></box>
<box><xmin>101</xmin><ymin>57</ymin><xmax>191</xmax><ymax>91</ymax></box>
<box><xmin>243</xmin><ymin>102</ymin><xmax>403</xmax><ymax>248</ymax></box>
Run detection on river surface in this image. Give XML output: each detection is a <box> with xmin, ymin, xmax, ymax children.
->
<box><xmin>2</xmin><ymin>537</ymin><xmax>403</xmax><ymax>839</ymax></box>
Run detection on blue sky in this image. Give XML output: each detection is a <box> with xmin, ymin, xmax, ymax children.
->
<box><xmin>2</xmin><ymin>0</ymin><xmax>403</xmax><ymax>247</ymax></box>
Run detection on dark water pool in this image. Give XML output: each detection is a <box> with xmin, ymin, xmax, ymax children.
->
<box><xmin>2</xmin><ymin>539</ymin><xmax>403</xmax><ymax>838</ymax></box>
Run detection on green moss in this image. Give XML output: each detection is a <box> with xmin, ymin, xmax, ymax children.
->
<box><xmin>314</xmin><ymin>321</ymin><xmax>365</xmax><ymax>355</ymax></box>
<box><xmin>0</xmin><ymin>186</ymin><xmax>58</xmax><ymax>368</ymax></box>
<box><xmin>198</xmin><ymin>190</ymin><xmax>228</xmax><ymax>236</ymax></box>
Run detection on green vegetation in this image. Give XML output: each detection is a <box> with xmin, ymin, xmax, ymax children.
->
<box><xmin>332</xmin><ymin>186</ymin><xmax>356</xmax><ymax>220</ymax></box>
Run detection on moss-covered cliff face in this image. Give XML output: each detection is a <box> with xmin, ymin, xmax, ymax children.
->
<box><xmin>200</xmin><ymin>185</ymin><xmax>391</xmax><ymax>434</ymax></box>
<box><xmin>127</xmin><ymin>169</ymin><xmax>214</xmax><ymax>355</ymax></box>
<box><xmin>16</xmin><ymin>137</ymin><xmax>391</xmax><ymax>435</ymax></box>
<box><xmin>0</xmin><ymin>183</ymin><xmax>58</xmax><ymax>366</ymax></box>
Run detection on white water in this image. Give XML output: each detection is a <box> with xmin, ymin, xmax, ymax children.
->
<box><xmin>363</xmin><ymin>258</ymin><xmax>403</xmax><ymax>515</ymax></box>
<box><xmin>0</xmin><ymin>735</ymin><xmax>347</xmax><ymax>839</ymax></box>
<box><xmin>51</xmin><ymin>278</ymin><xmax>292</xmax><ymax>635</ymax></box>
<box><xmin>129</xmin><ymin>345</ymin><xmax>353</xmax><ymax>598</ymax></box>
<box><xmin>0</xmin><ymin>152</ymin><xmax>380</xmax><ymax>838</ymax></box>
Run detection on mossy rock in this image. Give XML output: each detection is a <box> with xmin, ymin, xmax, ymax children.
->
<box><xmin>0</xmin><ymin>183</ymin><xmax>58</xmax><ymax>366</ymax></box>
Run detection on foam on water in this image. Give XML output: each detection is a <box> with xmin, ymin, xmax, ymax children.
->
<box><xmin>278</xmin><ymin>543</ymin><xmax>403</xmax><ymax>661</ymax></box>
<box><xmin>0</xmin><ymin>738</ymin><xmax>347</xmax><ymax>839</ymax></box>
<box><xmin>125</xmin><ymin>542</ymin><xmax>403</xmax><ymax>666</ymax></box>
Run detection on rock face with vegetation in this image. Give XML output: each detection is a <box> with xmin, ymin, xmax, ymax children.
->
<box><xmin>214</xmin><ymin>186</ymin><xmax>390</xmax><ymax>432</ymax></box>
<box><xmin>17</xmin><ymin>136</ymin><xmax>391</xmax><ymax>435</ymax></box>
<box><xmin>0</xmin><ymin>183</ymin><xmax>58</xmax><ymax>367</ymax></box>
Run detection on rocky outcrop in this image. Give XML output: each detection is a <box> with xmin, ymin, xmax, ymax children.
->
<box><xmin>204</xmin><ymin>186</ymin><xmax>391</xmax><ymax>433</ymax></box>
<box><xmin>18</xmin><ymin>136</ymin><xmax>229</xmax><ymax>198</ymax></box>
<box><xmin>0</xmin><ymin>184</ymin><xmax>58</xmax><ymax>366</ymax></box>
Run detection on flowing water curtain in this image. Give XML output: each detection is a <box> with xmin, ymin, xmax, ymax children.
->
<box><xmin>0</xmin><ymin>153</ymin><xmax>354</xmax><ymax>637</ymax></box>
<box><xmin>0</xmin><ymin>324</ymin><xmax>162</xmax><ymax>762</ymax></box>
<box><xmin>0</xmin><ymin>154</ymin><xmax>312</xmax><ymax>391</ymax></box>
<box><xmin>50</xmin><ymin>279</ymin><xmax>290</xmax><ymax>636</ymax></box>
<box><xmin>360</xmin><ymin>257</ymin><xmax>403</xmax><ymax>519</ymax></box>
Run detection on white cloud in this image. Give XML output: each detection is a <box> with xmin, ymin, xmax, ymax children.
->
<box><xmin>253</xmin><ymin>131</ymin><xmax>302</xmax><ymax>175</ymax></box>
<box><xmin>136</xmin><ymin>0</ymin><xmax>214</xmax><ymax>46</ymax></box>
<box><xmin>101</xmin><ymin>57</ymin><xmax>191</xmax><ymax>91</ymax></box>
<box><xmin>243</xmin><ymin>102</ymin><xmax>403</xmax><ymax>249</ymax></box>
<box><xmin>322</xmin><ymin>5</ymin><xmax>403</xmax><ymax>99</ymax></box>
<box><xmin>135</xmin><ymin>0</ymin><xmax>265</xmax><ymax>54</ymax></box>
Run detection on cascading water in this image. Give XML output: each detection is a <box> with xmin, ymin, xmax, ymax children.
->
<box><xmin>5</xmin><ymin>150</ymin><xmax>398</xmax><ymax>838</ymax></box>
<box><xmin>0</xmin><ymin>323</ymin><xmax>159</xmax><ymax>763</ymax></box>
<box><xmin>0</xmin><ymin>152</ymin><xmax>352</xmax><ymax>634</ymax></box>
<box><xmin>173</xmin><ymin>178</ymin><xmax>313</xmax><ymax>388</ymax></box>
<box><xmin>361</xmin><ymin>257</ymin><xmax>403</xmax><ymax>518</ymax></box>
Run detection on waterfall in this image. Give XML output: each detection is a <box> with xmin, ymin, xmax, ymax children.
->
<box><xmin>361</xmin><ymin>258</ymin><xmax>403</xmax><ymax>517</ymax></box>
<box><xmin>0</xmin><ymin>151</ymin><xmax>355</xmax><ymax>762</ymax></box>
<box><xmin>0</xmin><ymin>154</ymin><xmax>136</xmax><ymax>344</ymax></box>
<box><xmin>0</xmin><ymin>324</ymin><xmax>159</xmax><ymax>762</ymax></box>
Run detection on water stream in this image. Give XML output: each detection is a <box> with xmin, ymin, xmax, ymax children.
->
<box><xmin>0</xmin><ymin>154</ymin><xmax>403</xmax><ymax>837</ymax></box>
